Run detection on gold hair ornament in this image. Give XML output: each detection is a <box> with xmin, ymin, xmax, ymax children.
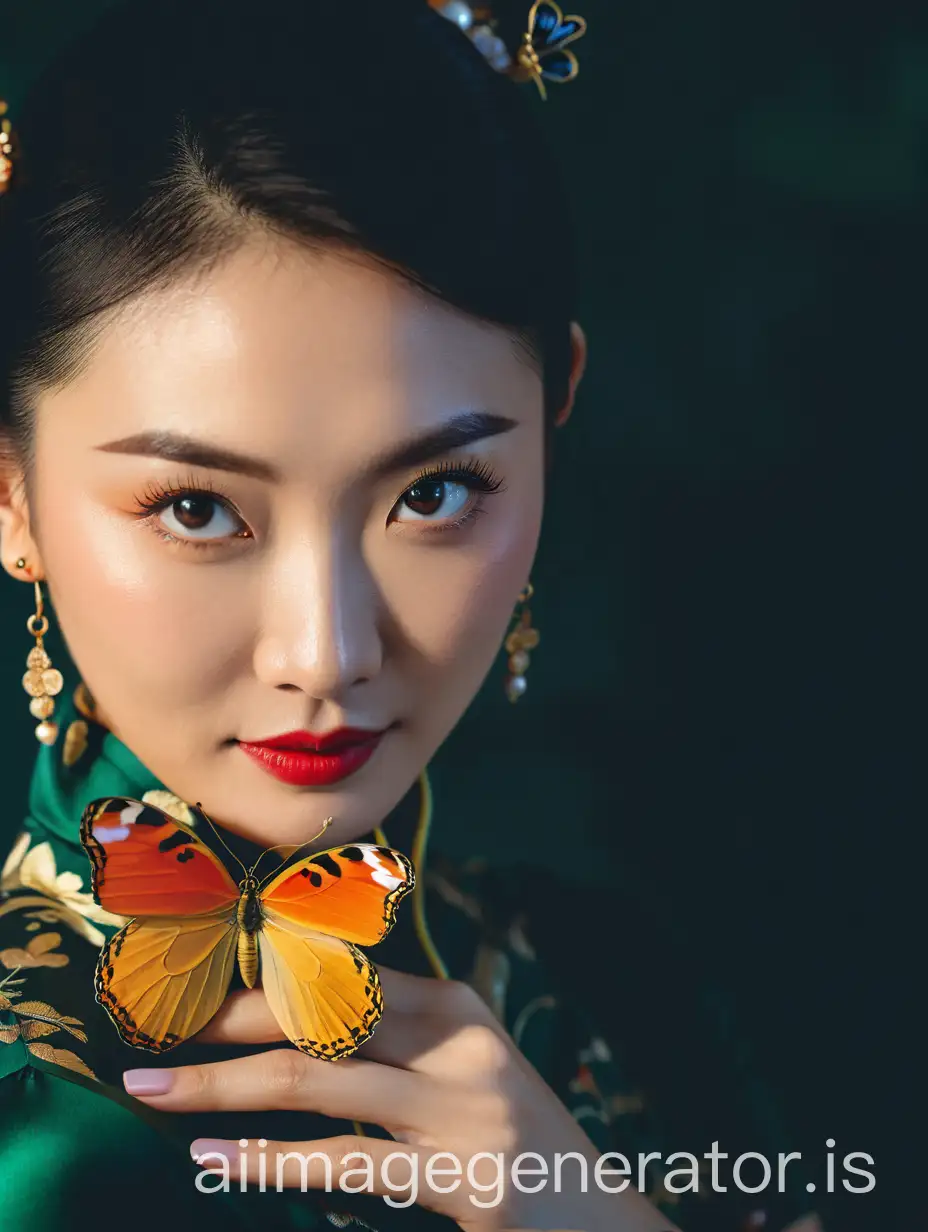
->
<box><xmin>431</xmin><ymin>1</ymin><xmax>587</xmax><ymax>98</ymax></box>
<box><xmin>0</xmin><ymin>99</ymin><xmax>16</xmax><ymax>195</ymax></box>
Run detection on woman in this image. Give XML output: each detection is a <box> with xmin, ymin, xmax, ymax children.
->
<box><xmin>0</xmin><ymin>1</ymin><xmax>824</xmax><ymax>1228</ymax></box>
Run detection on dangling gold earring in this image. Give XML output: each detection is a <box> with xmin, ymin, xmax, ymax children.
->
<box><xmin>503</xmin><ymin>581</ymin><xmax>540</xmax><ymax>702</ymax></box>
<box><xmin>21</xmin><ymin>572</ymin><xmax>63</xmax><ymax>745</ymax></box>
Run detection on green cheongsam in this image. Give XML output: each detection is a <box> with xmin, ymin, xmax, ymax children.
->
<box><xmin>0</xmin><ymin>688</ymin><xmax>819</xmax><ymax>1231</ymax></box>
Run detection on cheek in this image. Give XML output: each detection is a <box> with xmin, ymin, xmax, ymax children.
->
<box><xmin>385</xmin><ymin>468</ymin><xmax>543</xmax><ymax>678</ymax></box>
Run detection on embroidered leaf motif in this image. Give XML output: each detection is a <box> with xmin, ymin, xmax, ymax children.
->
<box><xmin>0</xmin><ymin>1025</ymin><xmax>20</xmax><ymax>1044</ymax></box>
<box><xmin>11</xmin><ymin>1000</ymin><xmax>89</xmax><ymax>1042</ymax></box>
<box><xmin>20</xmin><ymin>1019</ymin><xmax>60</xmax><ymax>1040</ymax></box>
<box><xmin>0</xmin><ymin>992</ymin><xmax>14</xmax><ymax>1012</ymax></box>
<box><xmin>26</xmin><ymin>1041</ymin><xmax>97</xmax><ymax>1079</ymax></box>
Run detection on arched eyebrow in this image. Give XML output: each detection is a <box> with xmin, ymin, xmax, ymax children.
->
<box><xmin>95</xmin><ymin>410</ymin><xmax>519</xmax><ymax>482</ymax></box>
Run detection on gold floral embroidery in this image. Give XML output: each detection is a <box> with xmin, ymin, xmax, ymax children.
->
<box><xmin>0</xmin><ymin>931</ymin><xmax>69</xmax><ymax>969</ymax></box>
<box><xmin>0</xmin><ymin>831</ymin><xmax>124</xmax><ymax>946</ymax></box>
<box><xmin>141</xmin><ymin>790</ymin><xmax>197</xmax><ymax>826</ymax></box>
<box><xmin>0</xmin><ymin>971</ymin><xmax>96</xmax><ymax>1079</ymax></box>
<box><xmin>62</xmin><ymin>718</ymin><xmax>89</xmax><ymax>767</ymax></box>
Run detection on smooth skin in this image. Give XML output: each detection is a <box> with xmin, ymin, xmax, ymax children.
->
<box><xmin>0</xmin><ymin>237</ymin><xmax>818</xmax><ymax>1230</ymax></box>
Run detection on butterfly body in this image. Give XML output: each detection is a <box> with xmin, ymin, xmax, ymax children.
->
<box><xmin>79</xmin><ymin>796</ymin><xmax>415</xmax><ymax>1059</ymax></box>
<box><xmin>234</xmin><ymin>875</ymin><xmax>262</xmax><ymax>988</ymax></box>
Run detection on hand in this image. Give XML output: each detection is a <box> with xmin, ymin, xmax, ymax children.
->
<box><xmin>122</xmin><ymin>966</ymin><xmax>677</xmax><ymax>1232</ymax></box>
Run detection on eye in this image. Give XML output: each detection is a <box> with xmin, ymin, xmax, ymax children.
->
<box><xmin>390</xmin><ymin>460</ymin><xmax>505</xmax><ymax>530</ymax></box>
<box><xmin>156</xmin><ymin>494</ymin><xmax>246</xmax><ymax>541</ymax></box>
<box><xmin>393</xmin><ymin>476</ymin><xmax>472</xmax><ymax>523</ymax></box>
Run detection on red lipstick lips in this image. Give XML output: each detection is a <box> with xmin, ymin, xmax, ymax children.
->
<box><xmin>237</xmin><ymin>727</ymin><xmax>387</xmax><ymax>787</ymax></box>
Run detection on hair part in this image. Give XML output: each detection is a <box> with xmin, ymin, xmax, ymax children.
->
<box><xmin>0</xmin><ymin>0</ymin><xmax>577</xmax><ymax>470</ymax></box>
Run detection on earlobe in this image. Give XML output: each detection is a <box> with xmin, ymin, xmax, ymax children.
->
<box><xmin>0</xmin><ymin>458</ymin><xmax>42</xmax><ymax>581</ymax></box>
<box><xmin>554</xmin><ymin>321</ymin><xmax>588</xmax><ymax>428</ymax></box>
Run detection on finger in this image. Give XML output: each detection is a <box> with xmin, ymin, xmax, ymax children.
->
<box><xmin>122</xmin><ymin>1047</ymin><xmax>439</xmax><ymax>1131</ymax></box>
<box><xmin>193</xmin><ymin>967</ymin><xmax>462</xmax><ymax>1044</ymax></box>
<box><xmin>195</xmin><ymin>969</ymin><xmax>499</xmax><ymax>1050</ymax></box>
<box><xmin>194</xmin><ymin>988</ymin><xmax>282</xmax><ymax>1044</ymax></box>
<box><xmin>189</xmin><ymin>1135</ymin><xmax>478</xmax><ymax>1226</ymax></box>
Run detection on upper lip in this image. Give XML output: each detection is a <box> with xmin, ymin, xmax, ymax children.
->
<box><xmin>239</xmin><ymin>727</ymin><xmax>387</xmax><ymax>753</ymax></box>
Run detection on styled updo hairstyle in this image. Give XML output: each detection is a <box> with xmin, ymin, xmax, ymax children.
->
<box><xmin>0</xmin><ymin>0</ymin><xmax>577</xmax><ymax>470</ymax></box>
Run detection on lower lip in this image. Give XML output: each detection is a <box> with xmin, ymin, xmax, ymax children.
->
<box><xmin>237</xmin><ymin>734</ymin><xmax>384</xmax><ymax>786</ymax></box>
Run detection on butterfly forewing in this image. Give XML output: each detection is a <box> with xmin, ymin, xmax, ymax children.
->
<box><xmin>530</xmin><ymin>1</ymin><xmax>587</xmax><ymax>52</ymax></box>
<box><xmin>80</xmin><ymin>796</ymin><xmax>240</xmax><ymax>916</ymax></box>
<box><xmin>259</xmin><ymin>842</ymin><xmax>415</xmax><ymax>945</ymax></box>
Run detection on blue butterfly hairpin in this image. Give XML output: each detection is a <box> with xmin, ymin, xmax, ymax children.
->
<box><xmin>516</xmin><ymin>1</ymin><xmax>588</xmax><ymax>100</ymax></box>
<box><xmin>433</xmin><ymin>2</ymin><xmax>587</xmax><ymax>100</ymax></box>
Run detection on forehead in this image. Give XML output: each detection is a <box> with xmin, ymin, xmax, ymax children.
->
<box><xmin>38</xmin><ymin>241</ymin><xmax>542</xmax><ymax>468</ymax></box>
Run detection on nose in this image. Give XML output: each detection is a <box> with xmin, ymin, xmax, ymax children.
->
<box><xmin>253</xmin><ymin>538</ymin><xmax>384</xmax><ymax>703</ymax></box>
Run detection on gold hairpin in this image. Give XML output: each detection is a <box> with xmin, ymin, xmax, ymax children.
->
<box><xmin>0</xmin><ymin>100</ymin><xmax>16</xmax><ymax>196</ymax></box>
<box><xmin>432</xmin><ymin>2</ymin><xmax>587</xmax><ymax>98</ymax></box>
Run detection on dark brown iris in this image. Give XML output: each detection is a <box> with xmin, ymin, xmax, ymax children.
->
<box><xmin>173</xmin><ymin>496</ymin><xmax>215</xmax><ymax>530</ymax></box>
<box><xmin>403</xmin><ymin>480</ymin><xmax>444</xmax><ymax>517</ymax></box>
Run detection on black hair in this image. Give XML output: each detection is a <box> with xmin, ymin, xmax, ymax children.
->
<box><xmin>0</xmin><ymin>0</ymin><xmax>577</xmax><ymax>467</ymax></box>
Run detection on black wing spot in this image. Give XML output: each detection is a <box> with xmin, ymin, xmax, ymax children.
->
<box><xmin>159</xmin><ymin>829</ymin><xmax>191</xmax><ymax>853</ymax></box>
<box><xmin>137</xmin><ymin>805</ymin><xmax>168</xmax><ymax>827</ymax></box>
<box><xmin>310</xmin><ymin>853</ymin><xmax>341</xmax><ymax>877</ymax></box>
<box><xmin>177</xmin><ymin>849</ymin><xmax>195</xmax><ymax>863</ymax></box>
<box><xmin>338</xmin><ymin>846</ymin><xmax>364</xmax><ymax>862</ymax></box>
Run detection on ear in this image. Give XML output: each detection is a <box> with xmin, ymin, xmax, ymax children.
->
<box><xmin>0</xmin><ymin>441</ymin><xmax>44</xmax><ymax>581</ymax></box>
<box><xmin>554</xmin><ymin>321</ymin><xmax>587</xmax><ymax>428</ymax></box>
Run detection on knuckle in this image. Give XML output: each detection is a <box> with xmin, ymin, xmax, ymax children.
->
<box><xmin>453</xmin><ymin>1022</ymin><xmax>510</xmax><ymax>1074</ymax></box>
<box><xmin>263</xmin><ymin>1047</ymin><xmax>310</xmax><ymax>1100</ymax></box>
<box><xmin>330</xmin><ymin>1135</ymin><xmax>367</xmax><ymax>1164</ymax></box>
<box><xmin>191</xmin><ymin>1063</ymin><xmax>219</xmax><ymax>1099</ymax></box>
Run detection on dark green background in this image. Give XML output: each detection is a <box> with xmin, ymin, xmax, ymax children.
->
<box><xmin>2</xmin><ymin>3</ymin><xmax>916</xmax><ymax>1227</ymax></box>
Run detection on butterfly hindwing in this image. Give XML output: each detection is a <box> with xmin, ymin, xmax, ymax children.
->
<box><xmin>540</xmin><ymin>48</ymin><xmax>580</xmax><ymax>83</ymax></box>
<box><xmin>96</xmin><ymin>911</ymin><xmax>238</xmax><ymax>1052</ymax></box>
<box><xmin>80</xmin><ymin>796</ymin><xmax>240</xmax><ymax>917</ymax></box>
<box><xmin>259</xmin><ymin>914</ymin><xmax>383</xmax><ymax>1059</ymax></box>
<box><xmin>259</xmin><ymin>843</ymin><xmax>415</xmax><ymax>946</ymax></box>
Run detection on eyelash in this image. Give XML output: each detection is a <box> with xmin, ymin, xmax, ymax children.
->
<box><xmin>129</xmin><ymin>459</ymin><xmax>506</xmax><ymax>550</ymax></box>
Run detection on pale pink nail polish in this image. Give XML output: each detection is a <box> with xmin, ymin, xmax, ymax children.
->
<box><xmin>191</xmin><ymin>1139</ymin><xmax>233</xmax><ymax>1165</ymax></box>
<box><xmin>123</xmin><ymin>1068</ymin><xmax>174</xmax><ymax>1095</ymax></box>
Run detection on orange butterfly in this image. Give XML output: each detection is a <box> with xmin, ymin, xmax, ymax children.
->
<box><xmin>79</xmin><ymin>795</ymin><xmax>414</xmax><ymax>1059</ymax></box>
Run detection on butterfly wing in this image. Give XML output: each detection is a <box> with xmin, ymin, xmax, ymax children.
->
<box><xmin>259</xmin><ymin>843</ymin><xmax>415</xmax><ymax>945</ymax></box>
<box><xmin>258</xmin><ymin>917</ymin><xmax>382</xmax><ymax>1059</ymax></box>
<box><xmin>539</xmin><ymin>48</ymin><xmax>580</xmax><ymax>84</ymax></box>
<box><xmin>81</xmin><ymin>796</ymin><xmax>242</xmax><ymax>1052</ymax></box>
<box><xmin>96</xmin><ymin>912</ymin><xmax>238</xmax><ymax>1052</ymax></box>
<box><xmin>529</xmin><ymin>1</ymin><xmax>587</xmax><ymax>51</ymax></box>
<box><xmin>80</xmin><ymin>796</ymin><xmax>240</xmax><ymax>916</ymax></box>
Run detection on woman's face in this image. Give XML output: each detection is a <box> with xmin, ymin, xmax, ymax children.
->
<box><xmin>10</xmin><ymin>240</ymin><xmax>551</xmax><ymax>847</ymax></box>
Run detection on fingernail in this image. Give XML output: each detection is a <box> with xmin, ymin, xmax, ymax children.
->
<box><xmin>191</xmin><ymin>1139</ymin><xmax>234</xmax><ymax>1165</ymax></box>
<box><xmin>123</xmin><ymin>1069</ymin><xmax>175</xmax><ymax>1096</ymax></box>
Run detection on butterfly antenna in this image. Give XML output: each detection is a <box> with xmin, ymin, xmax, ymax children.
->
<box><xmin>192</xmin><ymin>801</ymin><xmax>249</xmax><ymax>880</ymax></box>
<box><xmin>254</xmin><ymin>816</ymin><xmax>333</xmax><ymax>887</ymax></box>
